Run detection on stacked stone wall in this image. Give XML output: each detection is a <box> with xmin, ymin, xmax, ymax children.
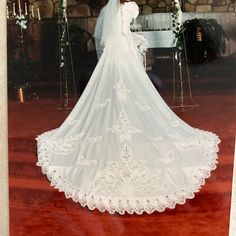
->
<box><xmin>7</xmin><ymin>0</ymin><xmax>236</xmax><ymax>19</ymax></box>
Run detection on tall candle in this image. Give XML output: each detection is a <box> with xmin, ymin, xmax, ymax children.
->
<box><xmin>25</xmin><ymin>3</ymin><xmax>28</xmax><ymax>15</ymax></box>
<box><xmin>7</xmin><ymin>6</ymin><xmax>9</xmax><ymax>19</ymax></box>
<box><xmin>13</xmin><ymin>3</ymin><xmax>16</xmax><ymax>16</ymax></box>
<box><xmin>145</xmin><ymin>17</ymin><xmax>148</xmax><ymax>31</ymax></box>
<box><xmin>31</xmin><ymin>5</ymin><xmax>34</xmax><ymax>18</ymax></box>
<box><xmin>37</xmin><ymin>7</ymin><xmax>41</xmax><ymax>21</ymax></box>
<box><xmin>18</xmin><ymin>0</ymin><xmax>22</xmax><ymax>16</ymax></box>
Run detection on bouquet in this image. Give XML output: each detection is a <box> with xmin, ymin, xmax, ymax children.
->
<box><xmin>132</xmin><ymin>32</ymin><xmax>148</xmax><ymax>56</ymax></box>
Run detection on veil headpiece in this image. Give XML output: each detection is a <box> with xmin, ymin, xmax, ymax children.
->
<box><xmin>94</xmin><ymin>0</ymin><xmax>121</xmax><ymax>59</ymax></box>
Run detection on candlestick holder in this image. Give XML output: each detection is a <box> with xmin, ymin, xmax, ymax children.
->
<box><xmin>57</xmin><ymin>0</ymin><xmax>77</xmax><ymax>110</ymax></box>
<box><xmin>7</xmin><ymin>1</ymin><xmax>41</xmax><ymax>102</ymax></box>
<box><xmin>7</xmin><ymin>1</ymin><xmax>41</xmax><ymax>44</ymax></box>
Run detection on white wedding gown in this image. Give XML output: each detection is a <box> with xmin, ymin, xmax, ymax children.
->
<box><xmin>36</xmin><ymin>2</ymin><xmax>221</xmax><ymax>215</ymax></box>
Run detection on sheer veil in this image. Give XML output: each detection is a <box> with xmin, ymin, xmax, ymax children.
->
<box><xmin>94</xmin><ymin>0</ymin><xmax>122</xmax><ymax>59</ymax></box>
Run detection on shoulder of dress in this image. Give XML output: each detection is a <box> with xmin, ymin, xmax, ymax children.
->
<box><xmin>122</xmin><ymin>1</ymin><xmax>138</xmax><ymax>8</ymax></box>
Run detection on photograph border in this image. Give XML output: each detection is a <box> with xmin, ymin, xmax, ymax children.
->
<box><xmin>0</xmin><ymin>1</ymin><xmax>9</xmax><ymax>236</ymax></box>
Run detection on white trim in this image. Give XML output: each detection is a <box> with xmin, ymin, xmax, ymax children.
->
<box><xmin>0</xmin><ymin>1</ymin><xmax>9</xmax><ymax>235</ymax></box>
<box><xmin>229</xmin><ymin>136</ymin><xmax>236</xmax><ymax>236</ymax></box>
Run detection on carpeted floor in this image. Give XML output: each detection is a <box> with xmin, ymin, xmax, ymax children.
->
<box><xmin>8</xmin><ymin>90</ymin><xmax>236</xmax><ymax>236</ymax></box>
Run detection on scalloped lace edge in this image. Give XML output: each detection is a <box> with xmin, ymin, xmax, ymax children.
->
<box><xmin>35</xmin><ymin>129</ymin><xmax>221</xmax><ymax>215</ymax></box>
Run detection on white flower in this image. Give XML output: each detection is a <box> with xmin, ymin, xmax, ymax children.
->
<box><xmin>133</xmin><ymin>33</ymin><xmax>148</xmax><ymax>56</ymax></box>
<box><xmin>16</xmin><ymin>15</ymin><xmax>27</xmax><ymax>29</ymax></box>
<box><xmin>172</xmin><ymin>0</ymin><xmax>182</xmax><ymax>33</ymax></box>
<box><xmin>62</xmin><ymin>0</ymin><xmax>67</xmax><ymax>8</ymax></box>
<box><xmin>130</xmin><ymin>23</ymin><xmax>142</xmax><ymax>32</ymax></box>
<box><xmin>175</xmin><ymin>0</ymin><xmax>182</xmax><ymax>27</ymax></box>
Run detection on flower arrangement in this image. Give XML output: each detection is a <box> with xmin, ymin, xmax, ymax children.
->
<box><xmin>15</xmin><ymin>14</ymin><xmax>27</xmax><ymax>29</ymax></box>
<box><xmin>171</xmin><ymin>0</ymin><xmax>182</xmax><ymax>37</ymax></box>
<box><xmin>130</xmin><ymin>18</ymin><xmax>142</xmax><ymax>32</ymax></box>
<box><xmin>133</xmin><ymin>32</ymin><xmax>148</xmax><ymax>56</ymax></box>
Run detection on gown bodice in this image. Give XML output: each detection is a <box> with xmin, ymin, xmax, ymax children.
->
<box><xmin>120</xmin><ymin>1</ymin><xmax>139</xmax><ymax>24</ymax></box>
<box><xmin>120</xmin><ymin>2</ymin><xmax>139</xmax><ymax>40</ymax></box>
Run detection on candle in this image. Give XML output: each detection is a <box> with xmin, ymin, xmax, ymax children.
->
<box><xmin>145</xmin><ymin>17</ymin><xmax>148</xmax><ymax>31</ymax></box>
<box><xmin>7</xmin><ymin>6</ymin><xmax>9</xmax><ymax>19</ymax></box>
<box><xmin>31</xmin><ymin>5</ymin><xmax>34</xmax><ymax>18</ymax></box>
<box><xmin>13</xmin><ymin>3</ymin><xmax>16</xmax><ymax>16</ymax></box>
<box><xmin>37</xmin><ymin>7</ymin><xmax>41</xmax><ymax>21</ymax></box>
<box><xmin>18</xmin><ymin>0</ymin><xmax>22</xmax><ymax>16</ymax></box>
<box><xmin>25</xmin><ymin>3</ymin><xmax>28</xmax><ymax>15</ymax></box>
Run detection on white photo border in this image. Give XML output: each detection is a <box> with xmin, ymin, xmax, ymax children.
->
<box><xmin>0</xmin><ymin>0</ymin><xmax>9</xmax><ymax>235</ymax></box>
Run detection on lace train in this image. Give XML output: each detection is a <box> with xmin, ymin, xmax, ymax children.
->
<box><xmin>36</xmin><ymin>129</ymin><xmax>220</xmax><ymax>215</ymax></box>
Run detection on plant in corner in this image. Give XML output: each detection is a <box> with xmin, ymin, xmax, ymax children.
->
<box><xmin>8</xmin><ymin>47</ymin><xmax>36</xmax><ymax>101</ymax></box>
<box><xmin>175</xmin><ymin>18</ymin><xmax>229</xmax><ymax>64</ymax></box>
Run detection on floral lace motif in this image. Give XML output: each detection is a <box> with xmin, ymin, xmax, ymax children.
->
<box><xmin>36</xmin><ymin>128</ymin><xmax>221</xmax><ymax>215</ymax></box>
<box><xmin>149</xmin><ymin>136</ymin><xmax>176</xmax><ymax>164</ymax></box>
<box><xmin>77</xmin><ymin>155</ymin><xmax>97</xmax><ymax>166</ymax></box>
<box><xmin>47</xmin><ymin>133</ymin><xmax>84</xmax><ymax>155</ymax></box>
<box><xmin>174</xmin><ymin>129</ymin><xmax>220</xmax><ymax>152</ymax></box>
<box><xmin>113</xmin><ymin>79</ymin><xmax>131</xmax><ymax>104</ymax></box>
<box><xmin>111</xmin><ymin>111</ymin><xmax>142</xmax><ymax>142</ymax></box>
<box><xmin>174</xmin><ymin>136</ymin><xmax>203</xmax><ymax>150</ymax></box>
<box><xmin>157</xmin><ymin>150</ymin><xmax>175</xmax><ymax>164</ymax></box>
<box><xmin>88</xmin><ymin>144</ymin><xmax>163</xmax><ymax>197</ymax></box>
<box><xmin>87</xmin><ymin>136</ymin><xmax>103</xmax><ymax>143</ymax></box>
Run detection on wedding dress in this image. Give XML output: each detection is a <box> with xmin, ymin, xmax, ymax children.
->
<box><xmin>36</xmin><ymin>1</ymin><xmax>221</xmax><ymax>215</ymax></box>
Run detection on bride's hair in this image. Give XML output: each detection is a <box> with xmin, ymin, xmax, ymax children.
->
<box><xmin>120</xmin><ymin>0</ymin><xmax>134</xmax><ymax>3</ymax></box>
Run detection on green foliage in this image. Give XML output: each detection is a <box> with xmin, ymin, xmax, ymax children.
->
<box><xmin>176</xmin><ymin>18</ymin><xmax>229</xmax><ymax>64</ymax></box>
<box><xmin>8</xmin><ymin>48</ymin><xmax>36</xmax><ymax>89</ymax></box>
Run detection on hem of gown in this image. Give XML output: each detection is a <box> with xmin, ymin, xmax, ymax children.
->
<box><xmin>35</xmin><ymin>129</ymin><xmax>221</xmax><ymax>215</ymax></box>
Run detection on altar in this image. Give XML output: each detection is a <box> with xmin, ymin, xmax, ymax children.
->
<box><xmin>136</xmin><ymin>12</ymin><xmax>236</xmax><ymax>55</ymax></box>
<box><xmin>140</xmin><ymin>30</ymin><xmax>175</xmax><ymax>48</ymax></box>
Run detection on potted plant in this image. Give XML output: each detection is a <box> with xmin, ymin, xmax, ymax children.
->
<box><xmin>176</xmin><ymin>18</ymin><xmax>229</xmax><ymax>64</ymax></box>
<box><xmin>8</xmin><ymin>48</ymin><xmax>36</xmax><ymax>102</ymax></box>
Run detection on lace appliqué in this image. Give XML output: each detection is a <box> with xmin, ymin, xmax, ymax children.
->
<box><xmin>149</xmin><ymin>136</ymin><xmax>175</xmax><ymax>164</ymax></box>
<box><xmin>134</xmin><ymin>101</ymin><xmax>151</xmax><ymax>111</ymax></box>
<box><xmin>157</xmin><ymin>150</ymin><xmax>175</xmax><ymax>164</ymax></box>
<box><xmin>77</xmin><ymin>155</ymin><xmax>97</xmax><ymax>166</ymax></box>
<box><xmin>96</xmin><ymin>98</ymin><xmax>111</xmax><ymax>109</ymax></box>
<box><xmin>110</xmin><ymin>111</ymin><xmax>142</xmax><ymax>142</ymax></box>
<box><xmin>89</xmin><ymin>144</ymin><xmax>162</xmax><ymax>197</ymax></box>
<box><xmin>174</xmin><ymin>136</ymin><xmax>203</xmax><ymax>151</ymax></box>
<box><xmin>36</xmin><ymin>128</ymin><xmax>220</xmax><ymax>214</ymax></box>
<box><xmin>47</xmin><ymin>133</ymin><xmax>84</xmax><ymax>155</ymax></box>
<box><xmin>87</xmin><ymin>136</ymin><xmax>103</xmax><ymax>143</ymax></box>
<box><xmin>113</xmin><ymin>79</ymin><xmax>131</xmax><ymax>104</ymax></box>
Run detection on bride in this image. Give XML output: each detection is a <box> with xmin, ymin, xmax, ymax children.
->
<box><xmin>36</xmin><ymin>0</ymin><xmax>221</xmax><ymax>215</ymax></box>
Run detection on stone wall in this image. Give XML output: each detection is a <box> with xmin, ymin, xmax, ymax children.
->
<box><xmin>7</xmin><ymin>0</ymin><xmax>236</xmax><ymax>18</ymax></box>
<box><xmin>185</xmin><ymin>0</ymin><xmax>236</xmax><ymax>12</ymax></box>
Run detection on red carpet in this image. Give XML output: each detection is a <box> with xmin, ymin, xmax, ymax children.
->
<box><xmin>8</xmin><ymin>91</ymin><xmax>236</xmax><ymax>236</ymax></box>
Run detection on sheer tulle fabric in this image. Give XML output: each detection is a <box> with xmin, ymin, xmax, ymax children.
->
<box><xmin>36</xmin><ymin>1</ymin><xmax>221</xmax><ymax>214</ymax></box>
<box><xmin>94</xmin><ymin>0</ymin><xmax>121</xmax><ymax>59</ymax></box>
